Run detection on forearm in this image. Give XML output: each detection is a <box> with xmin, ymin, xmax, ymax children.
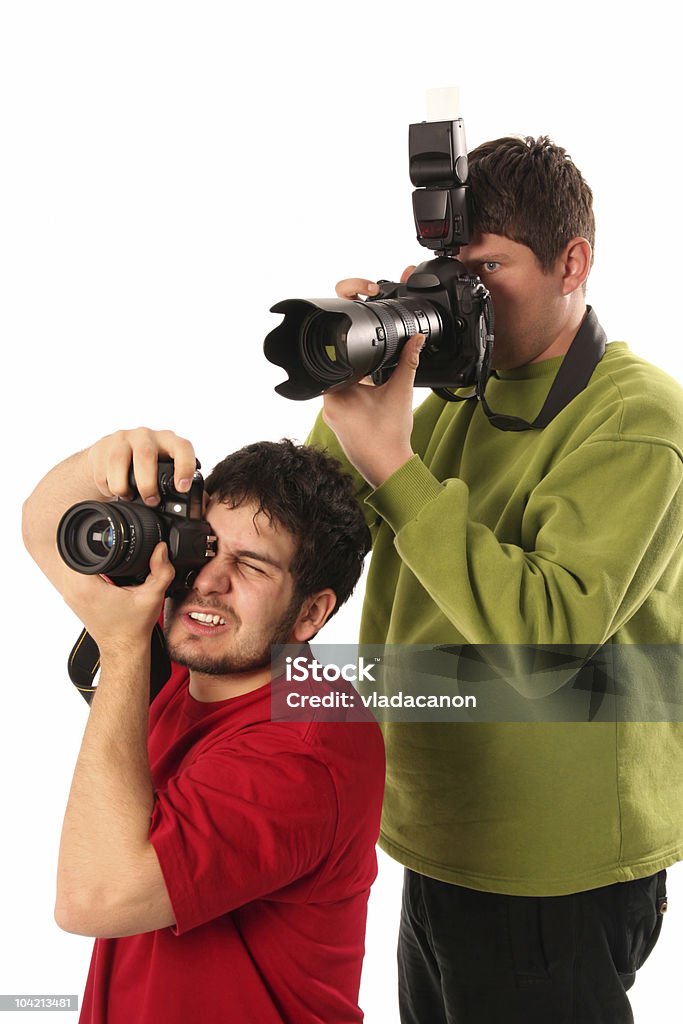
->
<box><xmin>307</xmin><ymin>410</ymin><xmax>377</xmax><ymax>529</ymax></box>
<box><xmin>307</xmin><ymin>409</ymin><xmax>370</xmax><ymax>493</ymax></box>
<box><xmin>56</xmin><ymin>642</ymin><xmax>154</xmax><ymax>928</ymax></box>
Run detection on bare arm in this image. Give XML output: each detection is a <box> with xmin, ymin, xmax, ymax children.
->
<box><xmin>23</xmin><ymin>428</ymin><xmax>197</xmax><ymax>936</ymax></box>
<box><xmin>22</xmin><ymin>447</ymin><xmax>101</xmax><ymax>595</ymax></box>
<box><xmin>55</xmin><ymin>596</ymin><xmax>175</xmax><ymax>937</ymax></box>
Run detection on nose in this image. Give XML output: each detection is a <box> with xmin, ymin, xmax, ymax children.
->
<box><xmin>193</xmin><ymin>556</ymin><xmax>231</xmax><ymax>597</ymax></box>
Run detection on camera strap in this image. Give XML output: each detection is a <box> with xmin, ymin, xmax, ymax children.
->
<box><xmin>67</xmin><ymin>624</ymin><xmax>172</xmax><ymax>706</ymax></box>
<box><xmin>437</xmin><ymin>306</ymin><xmax>607</xmax><ymax>431</ymax></box>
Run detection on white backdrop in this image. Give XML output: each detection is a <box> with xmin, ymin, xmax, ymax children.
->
<box><xmin>1</xmin><ymin>1</ymin><xmax>681</xmax><ymax>1021</ymax></box>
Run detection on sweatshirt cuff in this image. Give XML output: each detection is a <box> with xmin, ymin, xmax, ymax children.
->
<box><xmin>365</xmin><ymin>454</ymin><xmax>445</xmax><ymax>534</ymax></box>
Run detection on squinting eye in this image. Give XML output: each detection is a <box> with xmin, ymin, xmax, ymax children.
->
<box><xmin>239</xmin><ymin>562</ymin><xmax>264</xmax><ymax>575</ymax></box>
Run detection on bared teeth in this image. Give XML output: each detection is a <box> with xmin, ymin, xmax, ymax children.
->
<box><xmin>188</xmin><ymin>611</ymin><xmax>226</xmax><ymax>626</ymax></box>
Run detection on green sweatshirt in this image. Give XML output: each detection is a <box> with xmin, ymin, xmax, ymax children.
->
<box><xmin>307</xmin><ymin>338</ymin><xmax>683</xmax><ymax>896</ymax></box>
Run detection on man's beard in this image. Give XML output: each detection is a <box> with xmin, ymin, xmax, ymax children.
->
<box><xmin>163</xmin><ymin>593</ymin><xmax>302</xmax><ymax>676</ymax></box>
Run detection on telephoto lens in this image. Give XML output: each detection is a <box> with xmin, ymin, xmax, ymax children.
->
<box><xmin>265</xmin><ymin>258</ymin><xmax>493</xmax><ymax>401</ymax></box>
<box><xmin>265</xmin><ymin>293</ymin><xmax>445</xmax><ymax>401</ymax></box>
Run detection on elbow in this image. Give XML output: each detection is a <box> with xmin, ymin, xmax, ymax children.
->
<box><xmin>54</xmin><ymin>888</ymin><xmax>111</xmax><ymax>938</ymax></box>
<box><xmin>21</xmin><ymin>494</ymin><xmax>51</xmax><ymax>562</ymax></box>
<box><xmin>54</xmin><ymin>897</ymin><xmax>92</xmax><ymax>937</ymax></box>
<box><xmin>54</xmin><ymin>887</ymin><xmax>160</xmax><ymax>940</ymax></box>
<box><xmin>22</xmin><ymin>496</ymin><xmax>60</xmax><ymax>580</ymax></box>
<box><xmin>21</xmin><ymin>496</ymin><xmax>38</xmax><ymax>556</ymax></box>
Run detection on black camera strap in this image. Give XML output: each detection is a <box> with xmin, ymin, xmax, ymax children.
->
<box><xmin>68</xmin><ymin>624</ymin><xmax>172</xmax><ymax>706</ymax></box>
<box><xmin>437</xmin><ymin>306</ymin><xmax>607</xmax><ymax>431</ymax></box>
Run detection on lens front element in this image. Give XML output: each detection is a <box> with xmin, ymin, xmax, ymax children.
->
<box><xmin>57</xmin><ymin>501</ymin><xmax>162</xmax><ymax>580</ymax></box>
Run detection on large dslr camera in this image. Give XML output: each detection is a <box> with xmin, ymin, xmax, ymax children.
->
<box><xmin>57</xmin><ymin>460</ymin><xmax>217</xmax><ymax>595</ymax></box>
<box><xmin>264</xmin><ymin>116</ymin><xmax>495</xmax><ymax>403</ymax></box>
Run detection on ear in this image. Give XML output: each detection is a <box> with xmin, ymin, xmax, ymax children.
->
<box><xmin>290</xmin><ymin>589</ymin><xmax>337</xmax><ymax>642</ymax></box>
<box><xmin>560</xmin><ymin>236</ymin><xmax>592</xmax><ymax>296</ymax></box>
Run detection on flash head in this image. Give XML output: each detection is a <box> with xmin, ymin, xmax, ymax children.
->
<box><xmin>409</xmin><ymin>118</ymin><xmax>472</xmax><ymax>252</ymax></box>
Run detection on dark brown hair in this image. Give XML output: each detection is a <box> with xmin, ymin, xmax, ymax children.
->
<box><xmin>205</xmin><ymin>440</ymin><xmax>371</xmax><ymax>618</ymax></box>
<box><xmin>468</xmin><ymin>136</ymin><xmax>595</xmax><ymax>271</ymax></box>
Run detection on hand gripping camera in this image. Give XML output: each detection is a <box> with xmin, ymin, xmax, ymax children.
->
<box><xmin>264</xmin><ymin>115</ymin><xmax>495</xmax><ymax>404</ymax></box>
<box><xmin>56</xmin><ymin>461</ymin><xmax>217</xmax><ymax>704</ymax></box>
<box><xmin>57</xmin><ymin>460</ymin><xmax>217</xmax><ymax>593</ymax></box>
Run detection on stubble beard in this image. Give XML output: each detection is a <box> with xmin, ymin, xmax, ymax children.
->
<box><xmin>163</xmin><ymin>594</ymin><xmax>302</xmax><ymax>676</ymax></box>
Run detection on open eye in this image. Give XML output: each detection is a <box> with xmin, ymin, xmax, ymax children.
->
<box><xmin>482</xmin><ymin>261</ymin><xmax>501</xmax><ymax>274</ymax></box>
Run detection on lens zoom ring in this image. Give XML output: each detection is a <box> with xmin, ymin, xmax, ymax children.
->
<box><xmin>371</xmin><ymin>301</ymin><xmax>419</xmax><ymax>362</ymax></box>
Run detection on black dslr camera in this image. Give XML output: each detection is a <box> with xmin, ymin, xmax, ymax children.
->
<box><xmin>264</xmin><ymin>116</ymin><xmax>494</xmax><ymax>403</ymax></box>
<box><xmin>57</xmin><ymin>460</ymin><xmax>217</xmax><ymax>595</ymax></box>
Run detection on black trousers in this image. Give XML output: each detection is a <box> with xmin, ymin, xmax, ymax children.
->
<box><xmin>398</xmin><ymin>868</ymin><xmax>668</xmax><ymax>1024</ymax></box>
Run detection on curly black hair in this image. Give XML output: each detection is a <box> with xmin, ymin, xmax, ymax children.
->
<box><xmin>204</xmin><ymin>440</ymin><xmax>371</xmax><ymax>619</ymax></box>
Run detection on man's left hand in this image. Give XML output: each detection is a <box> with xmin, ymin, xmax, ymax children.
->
<box><xmin>62</xmin><ymin>542</ymin><xmax>176</xmax><ymax>658</ymax></box>
<box><xmin>322</xmin><ymin>332</ymin><xmax>424</xmax><ymax>489</ymax></box>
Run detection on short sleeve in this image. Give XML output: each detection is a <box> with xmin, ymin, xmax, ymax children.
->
<box><xmin>149</xmin><ymin>743</ymin><xmax>339</xmax><ymax>934</ymax></box>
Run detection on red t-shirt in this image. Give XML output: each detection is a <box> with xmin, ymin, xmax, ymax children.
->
<box><xmin>79</xmin><ymin>661</ymin><xmax>385</xmax><ymax>1024</ymax></box>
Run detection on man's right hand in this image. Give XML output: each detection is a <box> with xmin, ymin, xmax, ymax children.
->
<box><xmin>333</xmin><ymin>269</ymin><xmax>418</xmax><ymax>388</ymax></box>
<box><xmin>321</xmin><ymin>267</ymin><xmax>423</xmax><ymax>488</ymax></box>
<box><xmin>87</xmin><ymin>428</ymin><xmax>197</xmax><ymax>506</ymax></box>
<box><xmin>334</xmin><ymin>266</ymin><xmax>417</xmax><ymax>301</ymax></box>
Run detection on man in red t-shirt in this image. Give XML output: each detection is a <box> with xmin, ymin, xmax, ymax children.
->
<box><xmin>23</xmin><ymin>427</ymin><xmax>385</xmax><ymax>1024</ymax></box>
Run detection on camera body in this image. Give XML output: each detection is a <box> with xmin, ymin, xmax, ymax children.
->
<box><xmin>264</xmin><ymin>115</ymin><xmax>494</xmax><ymax>401</ymax></box>
<box><xmin>57</xmin><ymin>460</ymin><xmax>217</xmax><ymax>594</ymax></box>
<box><xmin>365</xmin><ymin>256</ymin><xmax>490</xmax><ymax>389</ymax></box>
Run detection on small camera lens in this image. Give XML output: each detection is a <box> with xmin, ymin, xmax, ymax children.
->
<box><xmin>60</xmin><ymin>507</ymin><xmax>123</xmax><ymax>570</ymax></box>
<box><xmin>57</xmin><ymin>501</ymin><xmax>162</xmax><ymax>579</ymax></box>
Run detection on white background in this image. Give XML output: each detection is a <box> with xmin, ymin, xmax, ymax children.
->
<box><xmin>1</xmin><ymin>1</ymin><xmax>681</xmax><ymax>1020</ymax></box>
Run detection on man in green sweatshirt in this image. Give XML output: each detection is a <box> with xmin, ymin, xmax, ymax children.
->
<box><xmin>307</xmin><ymin>136</ymin><xmax>683</xmax><ymax>1023</ymax></box>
